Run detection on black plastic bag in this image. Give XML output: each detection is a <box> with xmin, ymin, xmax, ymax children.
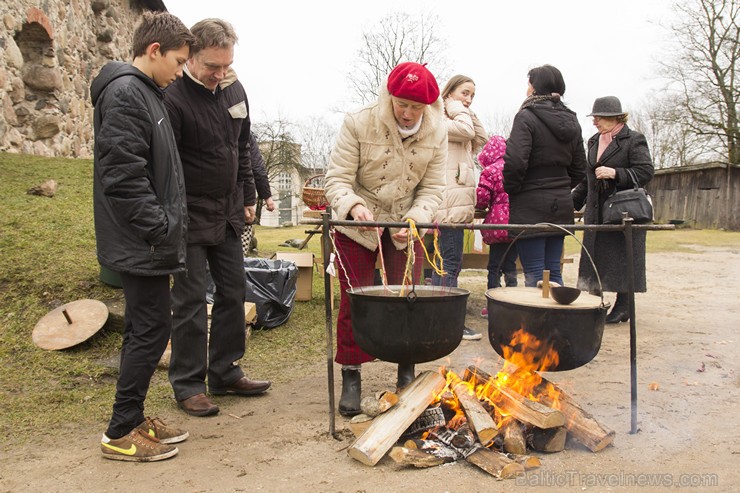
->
<box><xmin>243</xmin><ymin>258</ymin><xmax>298</xmax><ymax>329</ymax></box>
<box><xmin>206</xmin><ymin>258</ymin><xmax>298</xmax><ymax>329</ymax></box>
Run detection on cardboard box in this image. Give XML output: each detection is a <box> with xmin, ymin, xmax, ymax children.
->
<box><xmin>274</xmin><ymin>252</ymin><xmax>314</xmax><ymax>301</ymax></box>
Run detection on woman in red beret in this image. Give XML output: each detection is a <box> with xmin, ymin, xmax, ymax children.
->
<box><xmin>325</xmin><ymin>62</ymin><xmax>448</xmax><ymax>416</ymax></box>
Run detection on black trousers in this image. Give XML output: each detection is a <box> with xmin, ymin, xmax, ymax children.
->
<box><xmin>106</xmin><ymin>272</ymin><xmax>171</xmax><ymax>439</ymax></box>
<box><xmin>169</xmin><ymin>229</ymin><xmax>246</xmax><ymax>400</ymax></box>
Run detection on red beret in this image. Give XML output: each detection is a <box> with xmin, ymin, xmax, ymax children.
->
<box><xmin>386</xmin><ymin>62</ymin><xmax>440</xmax><ymax>105</ymax></box>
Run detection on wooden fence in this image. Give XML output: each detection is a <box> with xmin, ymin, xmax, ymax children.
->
<box><xmin>646</xmin><ymin>162</ymin><xmax>739</xmax><ymax>230</ymax></box>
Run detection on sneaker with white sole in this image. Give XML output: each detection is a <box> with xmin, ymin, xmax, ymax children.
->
<box><xmin>462</xmin><ymin>327</ymin><xmax>482</xmax><ymax>340</ymax></box>
<box><xmin>480</xmin><ymin>308</ymin><xmax>488</xmax><ymax>318</ymax></box>
<box><xmin>101</xmin><ymin>428</ymin><xmax>178</xmax><ymax>462</ymax></box>
<box><xmin>137</xmin><ymin>416</ymin><xmax>189</xmax><ymax>444</ymax></box>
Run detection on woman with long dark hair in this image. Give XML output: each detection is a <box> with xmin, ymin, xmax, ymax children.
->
<box><xmin>503</xmin><ymin>64</ymin><xmax>586</xmax><ymax>287</ymax></box>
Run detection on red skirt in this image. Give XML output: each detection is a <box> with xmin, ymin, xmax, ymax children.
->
<box><xmin>333</xmin><ymin>230</ymin><xmax>423</xmax><ymax>365</ymax></box>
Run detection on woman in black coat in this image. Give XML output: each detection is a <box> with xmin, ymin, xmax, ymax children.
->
<box><xmin>572</xmin><ymin>96</ymin><xmax>654</xmax><ymax>324</ymax></box>
<box><xmin>503</xmin><ymin>64</ymin><xmax>586</xmax><ymax>287</ymax></box>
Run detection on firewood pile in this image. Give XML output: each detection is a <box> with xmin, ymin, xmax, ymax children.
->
<box><xmin>346</xmin><ymin>364</ymin><xmax>615</xmax><ymax>479</ymax></box>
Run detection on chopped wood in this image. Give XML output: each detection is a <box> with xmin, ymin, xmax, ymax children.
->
<box><xmin>450</xmin><ymin>377</ymin><xmax>498</xmax><ymax>446</ymax></box>
<box><xmin>537</xmin><ymin>382</ymin><xmax>615</xmax><ymax>452</ymax></box>
<box><xmin>489</xmin><ymin>383</ymin><xmax>564</xmax><ymax>429</ymax></box>
<box><xmin>403</xmin><ymin>438</ymin><xmax>427</xmax><ymax>450</ymax></box>
<box><xmin>466</xmin><ymin>447</ymin><xmax>525</xmax><ymax>479</ymax></box>
<box><xmin>348</xmin><ymin>371</ymin><xmax>446</xmax><ymax>466</ymax></box>
<box><xmin>466</xmin><ymin>366</ymin><xmax>615</xmax><ymax>452</ymax></box>
<box><xmin>501</xmin><ymin>419</ymin><xmax>527</xmax><ymax>455</ymax></box>
<box><xmin>360</xmin><ymin>391</ymin><xmax>399</xmax><ymax>417</ymax></box>
<box><xmin>388</xmin><ymin>446</ymin><xmax>446</xmax><ymax>468</ymax></box>
<box><xmin>463</xmin><ymin>367</ymin><xmax>564</xmax><ymax>429</ymax></box>
<box><xmin>348</xmin><ymin>414</ymin><xmax>373</xmax><ymax>437</ymax></box>
<box><xmin>527</xmin><ymin>425</ymin><xmax>567</xmax><ymax>453</ymax></box>
<box><xmin>402</xmin><ymin>405</ymin><xmax>446</xmax><ymax>436</ymax></box>
<box><xmin>511</xmin><ymin>454</ymin><xmax>542</xmax><ymax>470</ymax></box>
<box><xmin>244</xmin><ymin>302</ymin><xmax>257</xmax><ymax>325</ymax></box>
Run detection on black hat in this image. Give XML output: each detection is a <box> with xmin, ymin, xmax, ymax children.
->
<box><xmin>587</xmin><ymin>96</ymin><xmax>625</xmax><ymax>117</ymax></box>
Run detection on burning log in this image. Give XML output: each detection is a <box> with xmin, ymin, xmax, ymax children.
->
<box><xmin>450</xmin><ymin>377</ymin><xmax>498</xmax><ymax>446</ymax></box>
<box><xmin>466</xmin><ymin>366</ymin><xmax>615</xmax><ymax>452</ymax></box>
<box><xmin>348</xmin><ymin>370</ymin><xmax>446</xmax><ymax>466</ymax></box>
<box><xmin>501</xmin><ymin>419</ymin><xmax>527</xmax><ymax>455</ymax></box>
<box><xmin>534</xmin><ymin>375</ymin><xmax>615</xmax><ymax>452</ymax></box>
<box><xmin>466</xmin><ymin>447</ymin><xmax>525</xmax><ymax>479</ymax></box>
<box><xmin>483</xmin><ymin>380</ymin><xmax>565</xmax><ymax>429</ymax></box>
<box><xmin>388</xmin><ymin>446</ymin><xmax>447</xmax><ymax>468</ymax></box>
<box><xmin>527</xmin><ymin>425</ymin><xmax>567</xmax><ymax>453</ymax></box>
<box><xmin>360</xmin><ymin>391</ymin><xmax>399</xmax><ymax>417</ymax></box>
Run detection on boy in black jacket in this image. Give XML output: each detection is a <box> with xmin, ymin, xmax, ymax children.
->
<box><xmin>91</xmin><ymin>11</ymin><xmax>194</xmax><ymax>462</ymax></box>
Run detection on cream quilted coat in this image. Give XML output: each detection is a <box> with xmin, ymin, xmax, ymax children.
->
<box><xmin>433</xmin><ymin>99</ymin><xmax>488</xmax><ymax>223</ymax></box>
<box><xmin>325</xmin><ymin>86</ymin><xmax>448</xmax><ymax>251</ymax></box>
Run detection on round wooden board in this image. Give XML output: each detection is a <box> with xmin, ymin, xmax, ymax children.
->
<box><xmin>485</xmin><ymin>287</ymin><xmax>604</xmax><ymax>310</ymax></box>
<box><xmin>32</xmin><ymin>299</ymin><xmax>109</xmax><ymax>350</ymax></box>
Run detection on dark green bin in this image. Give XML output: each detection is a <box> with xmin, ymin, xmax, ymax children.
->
<box><xmin>99</xmin><ymin>265</ymin><xmax>123</xmax><ymax>288</ymax></box>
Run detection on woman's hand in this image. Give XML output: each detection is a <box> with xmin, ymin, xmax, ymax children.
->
<box><xmin>595</xmin><ymin>166</ymin><xmax>617</xmax><ymax>180</ymax></box>
<box><xmin>350</xmin><ymin>204</ymin><xmax>375</xmax><ymax>231</ymax></box>
<box><xmin>391</xmin><ymin>228</ymin><xmax>410</xmax><ymax>243</ymax></box>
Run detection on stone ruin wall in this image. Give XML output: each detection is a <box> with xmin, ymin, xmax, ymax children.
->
<box><xmin>0</xmin><ymin>1</ymin><xmax>153</xmax><ymax>158</ymax></box>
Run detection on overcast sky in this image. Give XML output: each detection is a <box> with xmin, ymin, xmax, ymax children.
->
<box><xmin>168</xmin><ymin>0</ymin><xmax>678</xmax><ymax>135</ymax></box>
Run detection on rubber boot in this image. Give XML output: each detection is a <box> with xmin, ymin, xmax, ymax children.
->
<box><xmin>338</xmin><ymin>368</ymin><xmax>361</xmax><ymax>417</ymax></box>
<box><xmin>396</xmin><ymin>364</ymin><xmax>416</xmax><ymax>390</ymax></box>
<box><xmin>606</xmin><ymin>293</ymin><xmax>630</xmax><ymax>324</ymax></box>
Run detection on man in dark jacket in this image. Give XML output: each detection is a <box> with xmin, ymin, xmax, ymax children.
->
<box><xmin>164</xmin><ymin>18</ymin><xmax>271</xmax><ymax>418</ymax></box>
<box><xmin>92</xmin><ymin>12</ymin><xmax>194</xmax><ymax>462</ymax></box>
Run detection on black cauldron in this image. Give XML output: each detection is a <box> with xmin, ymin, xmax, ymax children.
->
<box><xmin>486</xmin><ymin>287</ymin><xmax>608</xmax><ymax>371</ymax></box>
<box><xmin>348</xmin><ymin>285</ymin><xmax>469</xmax><ymax>365</ymax></box>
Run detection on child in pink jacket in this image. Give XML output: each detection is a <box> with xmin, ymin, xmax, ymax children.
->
<box><xmin>476</xmin><ymin>135</ymin><xmax>518</xmax><ymax>309</ymax></box>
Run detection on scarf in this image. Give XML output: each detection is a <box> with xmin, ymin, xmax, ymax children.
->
<box><xmin>518</xmin><ymin>93</ymin><xmax>561</xmax><ymax>111</ymax></box>
<box><xmin>397</xmin><ymin>116</ymin><xmax>423</xmax><ymax>138</ymax></box>
<box><xmin>596</xmin><ymin>123</ymin><xmax>625</xmax><ymax>162</ymax></box>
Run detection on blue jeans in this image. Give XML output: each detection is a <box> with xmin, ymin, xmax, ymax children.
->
<box><xmin>516</xmin><ymin>236</ymin><xmax>564</xmax><ymax>287</ymax></box>
<box><xmin>487</xmin><ymin>242</ymin><xmax>518</xmax><ymax>289</ymax></box>
<box><xmin>431</xmin><ymin>228</ymin><xmax>464</xmax><ymax>288</ymax></box>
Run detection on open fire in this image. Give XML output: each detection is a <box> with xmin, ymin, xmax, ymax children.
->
<box><xmin>347</xmin><ymin>329</ymin><xmax>615</xmax><ymax>478</ymax></box>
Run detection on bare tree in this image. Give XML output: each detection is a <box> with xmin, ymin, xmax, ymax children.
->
<box><xmin>631</xmin><ymin>94</ymin><xmax>713</xmax><ymax>168</ymax></box>
<box><xmin>251</xmin><ymin>117</ymin><xmax>305</xmax><ymax>222</ymax></box>
<box><xmin>478</xmin><ymin>111</ymin><xmax>513</xmax><ymax>141</ymax></box>
<box><xmin>295</xmin><ymin>116</ymin><xmax>338</xmax><ymax>173</ymax></box>
<box><xmin>662</xmin><ymin>0</ymin><xmax>739</xmax><ymax>165</ymax></box>
<box><xmin>348</xmin><ymin>12</ymin><xmax>449</xmax><ymax>105</ymax></box>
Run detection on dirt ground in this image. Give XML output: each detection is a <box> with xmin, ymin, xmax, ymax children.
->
<box><xmin>1</xmin><ymin>245</ymin><xmax>739</xmax><ymax>493</ymax></box>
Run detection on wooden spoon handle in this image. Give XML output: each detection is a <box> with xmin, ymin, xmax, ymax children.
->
<box><xmin>542</xmin><ymin>270</ymin><xmax>550</xmax><ymax>298</ymax></box>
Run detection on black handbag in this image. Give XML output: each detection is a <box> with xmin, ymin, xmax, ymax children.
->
<box><xmin>602</xmin><ymin>168</ymin><xmax>653</xmax><ymax>224</ymax></box>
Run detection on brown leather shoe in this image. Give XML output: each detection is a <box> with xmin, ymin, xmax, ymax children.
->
<box><xmin>177</xmin><ymin>393</ymin><xmax>219</xmax><ymax>417</ymax></box>
<box><xmin>209</xmin><ymin>377</ymin><xmax>271</xmax><ymax>396</ymax></box>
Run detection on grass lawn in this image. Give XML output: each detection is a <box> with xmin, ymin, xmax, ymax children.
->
<box><xmin>1</xmin><ymin>151</ymin><xmax>738</xmax><ymax>444</ymax></box>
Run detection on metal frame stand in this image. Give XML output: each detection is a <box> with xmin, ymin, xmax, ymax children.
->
<box><xmin>309</xmin><ymin>215</ymin><xmax>672</xmax><ymax>437</ymax></box>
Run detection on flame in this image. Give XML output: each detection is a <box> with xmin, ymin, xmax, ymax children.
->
<box><xmin>501</xmin><ymin>327</ymin><xmax>560</xmax><ymax>374</ymax></box>
<box><xmin>430</xmin><ymin>329</ymin><xmax>565</xmax><ymax>430</ymax></box>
